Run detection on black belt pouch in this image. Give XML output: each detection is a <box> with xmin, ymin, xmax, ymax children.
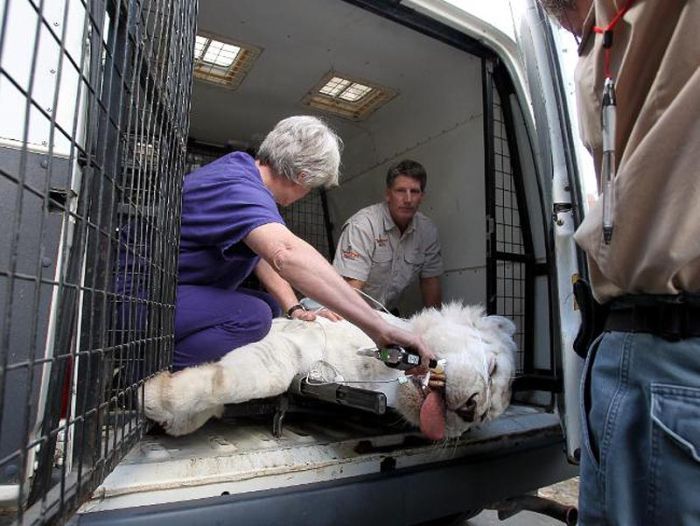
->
<box><xmin>572</xmin><ymin>277</ymin><xmax>609</xmax><ymax>359</ymax></box>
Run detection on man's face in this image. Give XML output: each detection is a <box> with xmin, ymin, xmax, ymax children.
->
<box><xmin>385</xmin><ymin>175</ymin><xmax>424</xmax><ymax>229</ymax></box>
<box><xmin>540</xmin><ymin>0</ymin><xmax>593</xmax><ymax>37</ymax></box>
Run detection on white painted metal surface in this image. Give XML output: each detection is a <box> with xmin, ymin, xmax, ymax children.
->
<box><xmin>0</xmin><ymin>0</ymin><xmax>88</xmax><ymax>155</ymax></box>
<box><xmin>516</xmin><ymin>3</ymin><xmax>584</xmax><ymax>462</ymax></box>
<box><xmin>81</xmin><ymin>405</ymin><xmax>560</xmax><ymax>513</ymax></box>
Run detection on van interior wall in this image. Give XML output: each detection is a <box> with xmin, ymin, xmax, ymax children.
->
<box><xmin>327</xmin><ymin>57</ymin><xmax>485</xmax><ymax>315</ymax></box>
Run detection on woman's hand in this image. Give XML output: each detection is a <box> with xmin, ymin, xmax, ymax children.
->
<box><xmin>314</xmin><ymin>307</ymin><xmax>343</xmax><ymax>321</ymax></box>
<box><xmin>289</xmin><ymin>306</ymin><xmax>342</xmax><ymax>322</ymax></box>
<box><xmin>374</xmin><ymin>323</ymin><xmax>435</xmax><ymax>368</ymax></box>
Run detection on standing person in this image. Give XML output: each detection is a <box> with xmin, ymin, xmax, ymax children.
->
<box><xmin>333</xmin><ymin>160</ymin><xmax>443</xmax><ymax>312</ymax></box>
<box><xmin>540</xmin><ymin>1</ymin><xmax>700</xmax><ymax>525</ymax></box>
<box><xmin>175</xmin><ymin>116</ymin><xmax>433</xmax><ymax>370</ymax></box>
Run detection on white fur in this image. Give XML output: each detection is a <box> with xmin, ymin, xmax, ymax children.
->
<box><xmin>143</xmin><ymin>302</ymin><xmax>517</xmax><ymax>438</ymax></box>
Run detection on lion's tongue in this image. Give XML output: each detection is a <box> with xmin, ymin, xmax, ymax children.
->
<box><xmin>419</xmin><ymin>390</ymin><xmax>446</xmax><ymax>441</ymax></box>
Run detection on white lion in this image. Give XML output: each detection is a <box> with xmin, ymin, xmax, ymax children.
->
<box><xmin>142</xmin><ymin>302</ymin><xmax>517</xmax><ymax>440</ymax></box>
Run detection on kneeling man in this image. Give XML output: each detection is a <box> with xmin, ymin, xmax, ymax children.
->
<box><xmin>333</xmin><ymin>160</ymin><xmax>443</xmax><ymax>311</ymax></box>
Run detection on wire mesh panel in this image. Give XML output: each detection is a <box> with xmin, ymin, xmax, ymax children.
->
<box><xmin>0</xmin><ymin>0</ymin><xmax>196</xmax><ymax>522</ymax></box>
<box><xmin>279</xmin><ymin>190</ymin><xmax>335</xmax><ymax>260</ymax></box>
<box><xmin>483</xmin><ymin>61</ymin><xmax>535</xmax><ymax>376</ymax></box>
<box><xmin>493</xmin><ymin>89</ymin><xmax>526</xmax><ymax>369</ymax></box>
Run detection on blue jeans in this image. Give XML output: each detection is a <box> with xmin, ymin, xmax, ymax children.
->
<box><xmin>579</xmin><ymin>331</ymin><xmax>700</xmax><ymax>525</ymax></box>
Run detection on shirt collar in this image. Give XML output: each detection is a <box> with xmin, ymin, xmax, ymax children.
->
<box><xmin>381</xmin><ymin>202</ymin><xmax>416</xmax><ymax>234</ymax></box>
<box><xmin>578</xmin><ymin>2</ymin><xmax>596</xmax><ymax>55</ymax></box>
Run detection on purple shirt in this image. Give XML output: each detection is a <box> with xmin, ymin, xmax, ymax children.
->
<box><xmin>178</xmin><ymin>152</ymin><xmax>284</xmax><ymax>289</ymax></box>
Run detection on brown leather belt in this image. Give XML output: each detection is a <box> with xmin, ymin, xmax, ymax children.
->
<box><xmin>604</xmin><ymin>295</ymin><xmax>700</xmax><ymax>341</ymax></box>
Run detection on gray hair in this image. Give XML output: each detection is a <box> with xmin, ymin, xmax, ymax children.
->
<box><xmin>257</xmin><ymin>116</ymin><xmax>343</xmax><ymax>189</ymax></box>
<box><xmin>539</xmin><ymin>0</ymin><xmax>577</xmax><ymax>17</ymax></box>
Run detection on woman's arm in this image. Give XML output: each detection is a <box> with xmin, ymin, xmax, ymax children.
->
<box><xmin>254</xmin><ymin>259</ymin><xmax>342</xmax><ymax>321</ymax></box>
<box><xmin>245</xmin><ymin>222</ymin><xmax>434</xmax><ymax>362</ymax></box>
<box><xmin>254</xmin><ymin>259</ymin><xmax>300</xmax><ymax>314</ymax></box>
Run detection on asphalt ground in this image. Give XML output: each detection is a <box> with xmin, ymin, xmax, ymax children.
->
<box><xmin>466</xmin><ymin>478</ymin><xmax>579</xmax><ymax>526</ymax></box>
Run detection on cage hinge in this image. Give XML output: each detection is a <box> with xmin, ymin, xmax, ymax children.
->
<box><xmin>552</xmin><ymin>202</ymin><xmax>573</xmax><ymax>226</ymax></box>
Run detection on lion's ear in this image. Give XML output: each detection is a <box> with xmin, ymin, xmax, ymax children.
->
<box><xmin>481</xmin><ymin>315</ymin><xmax>516</xmax><ymax>337</ymax></box>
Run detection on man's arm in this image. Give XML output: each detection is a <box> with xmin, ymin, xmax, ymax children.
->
<box><xmin>332</xmin><ymin>218</ymin><xmax>373</xmax><ymax>285</ymax></box>
<box><xmin>419</xmin><ymin>276</ymin><xmax>442</xmax><ymax>309</ymax></box>
<box><xmin>419</xmin><ymin>221</ymin><xmax>443</xmax><ymax>309</ymax></box>
<box><xmin>343</xmin><ymin>276</ymin><xmax>366</xmax><ymax>291</ymax></box>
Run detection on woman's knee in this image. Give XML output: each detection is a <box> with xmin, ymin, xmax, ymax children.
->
<box><xmin>223</xmin><ymin>297</ymin><xmax>273</xmax><ymax>340</ymax></box>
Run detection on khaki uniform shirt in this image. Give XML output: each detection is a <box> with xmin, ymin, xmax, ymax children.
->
<box><xmin>333</xmin><ymin>203</ymin><xmax>443</xmax><ymax>309</ymax></box>
<box><xmin>573</xmin><ymin>0</ymin><xmax>700</xmax><ymax>302</ymax></box>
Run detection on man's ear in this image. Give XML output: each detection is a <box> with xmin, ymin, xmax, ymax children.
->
<box><xmin>385</xmin><ymin>187</ymin><xmax>391</xmax><ymax>202</ymax></box>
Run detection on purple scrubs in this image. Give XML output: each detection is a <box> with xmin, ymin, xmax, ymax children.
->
<box><xmin>174</xmin><ymin>152</ymin><xmax>284</xmax><ymax>369</ymax></box>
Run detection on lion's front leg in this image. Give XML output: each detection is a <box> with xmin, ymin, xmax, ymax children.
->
<box><xmin>217</xmin><ymin>325</ymin><xmax>324</xmax><ymax>402</ymax></box>
<box><xmin>143</xmin><ymin>320</ymin><xmax>325</xmax><ymax>435</ymax></box>
<box><xmin>142</xmin><ymin>364</ymin><xmax>226</xmax><ymax>436</ymax></box>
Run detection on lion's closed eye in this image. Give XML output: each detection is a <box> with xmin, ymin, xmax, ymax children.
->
<box><xmin>455</xmin><ymin>392</ymin><xmax>479</xmax><ymax>422</ymax></box>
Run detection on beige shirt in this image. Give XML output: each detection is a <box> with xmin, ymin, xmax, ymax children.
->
<box><xmin>573</xmin><ymin>0</ymin><xmax>700</xmax><ymax>302</ymax></box>
<box><xmin>333</xmin><ymin>203</ymin><xmax>443</xmax><ymax>309</ymax></box>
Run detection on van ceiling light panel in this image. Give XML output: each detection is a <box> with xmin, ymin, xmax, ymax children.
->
<box><xmin>305</xmin><ymin>72</ymin><xmax>397</xmax><ymax>121</ymax></box>
<box><xmin>194</xmin><ymin>33</ymin><xmax>260</xmax><ymax>89</ymax></box>
<box><xmin>339</xmin><ymin>82</ymin><xmax>373</xmax><ymax>102</ymax></box>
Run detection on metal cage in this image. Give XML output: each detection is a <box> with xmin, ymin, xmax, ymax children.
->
<box><xmin>0</xmin><ymin>0</ymin><xmax>196</xmax><ymax>523</ymax></box>
<box><xmin>483</xmin><ymin>60</ymin><xmax>538</xmax><ymax>377</ymax></box>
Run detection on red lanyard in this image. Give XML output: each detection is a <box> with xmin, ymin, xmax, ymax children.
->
<box><xmin>592</xmin><ymin>0</ymin><xmax>636</xmax><ymax>78</ymax></box>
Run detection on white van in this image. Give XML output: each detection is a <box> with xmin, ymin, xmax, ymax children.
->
<box><xmin>0</xmin><ymin>0</ymin><xmax>590</xmax><ymax>524</ymax></box>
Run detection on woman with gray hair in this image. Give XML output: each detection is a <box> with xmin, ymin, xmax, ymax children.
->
<box><xmin>174</xmin><ymin>115</ymin><xmax>433</xmax><ymax>370</ymax></box>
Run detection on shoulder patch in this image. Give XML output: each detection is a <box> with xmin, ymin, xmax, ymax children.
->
<box><xmin>342</xmin><ymin>246</ymin><xmax>361</xmax><ymax>260</ymax></box>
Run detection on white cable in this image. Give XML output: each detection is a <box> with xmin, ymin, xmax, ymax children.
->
<box><xmin>305</xmin><ymin>377</ymin><xmax>404</xmax><ymax>386</ymax></box>
<box><xmin>353</xmin><ymin>288</ymin><xmax>391</xmax><ymax>314</ymax></box>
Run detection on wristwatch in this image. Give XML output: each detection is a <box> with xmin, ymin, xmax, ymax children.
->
<box><xmin>286</xmin><ymin>303</ymin><xmax>307</xmax><ymax>319</ymax></box>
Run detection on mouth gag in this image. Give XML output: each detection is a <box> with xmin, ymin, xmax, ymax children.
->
<box><xmin>419</xmin><ymin>359</ymin><xmax>446</xmax><ymax>395</ymax></box>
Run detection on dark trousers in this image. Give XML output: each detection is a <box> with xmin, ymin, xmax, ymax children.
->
<box><xmin>173</xmin><ymin>285</ymin><xmax>281</xmax><ymax>370</ymax></box>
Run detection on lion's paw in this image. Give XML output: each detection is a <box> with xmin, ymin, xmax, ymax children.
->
<box><xmin>142</xmin><ymin>372</ymin><xmax>177</xmax><ymax>431</ymax></box>
<box><xmin>141</xmin><ymin>372</ymin><xmax>223</xmax><ymax>436</ymax></box>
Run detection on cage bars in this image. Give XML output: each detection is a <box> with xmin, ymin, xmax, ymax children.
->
<box><xmin>0</xmin><ymin>0</ymin><xmax>196</xmax><ymax>522</ymax></box>
<box><xmin>482</xmin><ymin>58</ymin><xmax>539</xmax><ymax>377</ymax></box>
